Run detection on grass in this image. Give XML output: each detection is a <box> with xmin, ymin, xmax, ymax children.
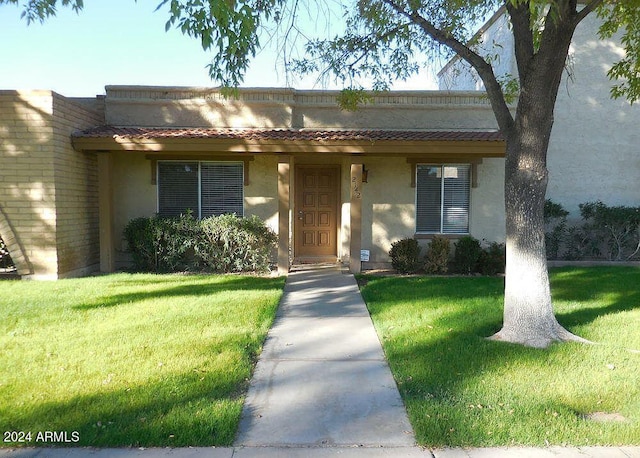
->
<box><xmin>358</xmin><ymin>266</ymin><xmax>640</xmax><ymax>447</ymax></box>
<box><xmin>0</xmin><ymin>273</ymin><xmax>285</xmax><ymax>448</ymax></box>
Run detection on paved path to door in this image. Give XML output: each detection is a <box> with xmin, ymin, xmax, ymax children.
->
<box><xmin>234</xmin><ymin>265</ymin><xmax>416</xmax><ymax>450</ymax></box>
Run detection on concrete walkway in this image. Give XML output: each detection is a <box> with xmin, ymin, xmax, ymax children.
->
<box><xmin>235</xmin><ymin>265</ymin><xmax>415</xmax><ymax>449</ymax></box>
<box><xmin>3</xmin><ymin>266</ymin><xmax>639</xmax><ymax>457</ymax></box>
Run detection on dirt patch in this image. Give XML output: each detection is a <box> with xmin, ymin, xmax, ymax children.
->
<box><xmin>582</xmin><ymin>412</ymin><xmax>628</xmax><ymax>423</ymax></box>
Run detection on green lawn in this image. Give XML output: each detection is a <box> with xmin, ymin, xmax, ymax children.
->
<box><xmin>359</xmin><ymin>266</ymin><xmax>640</xmax><ymax>447</ymax></box>
<box><xmin>0</xmin><ymin>273</ymin><xmax>285</xmax><ymax>448</ymax></box>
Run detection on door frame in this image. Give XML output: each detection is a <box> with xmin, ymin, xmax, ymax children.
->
<box><xmin>293</xmin><ymin>164</ymin><xmax>341</xmax><ymax>262</ymax></box>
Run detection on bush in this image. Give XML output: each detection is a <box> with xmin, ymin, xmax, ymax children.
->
<box><xmin>453</xmin><ymin>236</ymin><xmax>483</xmax><ymax>274</ymax></box>
<box><xmin>544</xmin><ymin>199</ymin><xmax>569</xmax><ymax>260</ymax></box>
<box><xmin>424</xmin><ymin>236</ymin><xmax>450</xmax><ymax>274</ymax></box>
<box><xmin>478</xmin><ymin>241</ymin><xmax>506</xmax><ymax>275</ymax></box>
<box><xmin>123</xmin><ymin>213</ymin><xmax>276</xmax><ymax>273</ymax></box>
<box><xmin>389</xmin><ymin>238</ymin><xmax>422</xmax><ymax>274</ymax></box>
<box><xmin>123</xmin><ymin>214</ymin><xmax>199</xmax><ymax>273</ymax></box>
<box><xmin>196</xmin><ymin>214</ymin><xmax>277</xmax><ymax>273</ymax></box>
<box><xmin>579</xmin><ymin>201</ymin><xmax>640</xmax><ymax>261</ymax></box>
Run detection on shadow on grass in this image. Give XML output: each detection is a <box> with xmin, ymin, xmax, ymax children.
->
<box><xmin>75</xmin><ymin>275</ymin><xmax>285</xmax><ymax>311</ymax></box>
<box><xmin>551</xmin><ymin>266</ymin><xmax>640</xmax><ymax>328</ymax></box>
<box><xmin>359</xmin><ymin>269</ymin><xmax>640</xmax><ymax>446</ymax></box>
<box><xmin>4</xmin><ymin>367</ymin><xmax>244</xmax><ymax>447</ymax></box>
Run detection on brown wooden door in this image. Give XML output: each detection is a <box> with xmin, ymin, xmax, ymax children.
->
<box><xmin>295</xmin><ymin>166</ymin><xmax>339</xmax><ymax>258</ymax></box>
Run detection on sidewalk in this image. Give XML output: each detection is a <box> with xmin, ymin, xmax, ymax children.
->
<box><xmin>235</xmin><ymin>264</ymin><xmax>415</xmax><ymax>448</ymax></box>
<box><xmin>2</xmin><ymin>266</ymin><xmax>639</xmax><ymax>457</ymax></box>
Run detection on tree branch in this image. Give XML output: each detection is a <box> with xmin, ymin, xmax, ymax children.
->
<box><xmin>506</xmin><ymin>1</ymin><xmax>534</xmax><ymax>88</ymax></box>
<box><xmin>381</xmin><ymin>0</ymin><xmax>515</xmax><ymax>134</ymax></box>
<box><xmin>575</xmin><ymin>0</ymin><xmax>605</xmax><ymax>24</ymax></box>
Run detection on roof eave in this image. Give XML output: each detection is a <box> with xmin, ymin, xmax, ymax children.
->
<box><xmin>72</xmin><ymin>136</ymin><xmax>505</xmax><ymax>157</ymax></box>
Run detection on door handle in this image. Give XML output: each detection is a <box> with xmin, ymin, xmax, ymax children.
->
<box><xmin>298</xmin><ymin>211</ymin><xmax>303</xmax><ymax>220</ymax></box>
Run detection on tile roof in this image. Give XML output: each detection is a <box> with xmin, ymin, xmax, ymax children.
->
<box><xmin>74</xmin><ymin>126</ymin><xmax>503</xmax><ymax>142</ymax></box>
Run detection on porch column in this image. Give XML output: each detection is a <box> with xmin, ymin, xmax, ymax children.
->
<box><xmin>97</xmin><ymin>152</ymin><xmax>115</xmax><ymax>273</ymax></box>
<box><xmin>277</xmin><ymin>159</ymin><xmax>291</xmax><ymax>274</ymax></box>
<box><xmin>350</xmin><ymin>163</ymin><xmax>363</xmax><ymax>273</ymax></box>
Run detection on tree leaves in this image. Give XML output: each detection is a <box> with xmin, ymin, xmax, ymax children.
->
<box><xmin>1</xmin><ymin>0</ymin><xmax>85</xmax><ymax>24</ymax></box>
<box><xmin>597</xmin><ymin>0</ymin><xmax>640</xmax><ymax>103</ymax></box>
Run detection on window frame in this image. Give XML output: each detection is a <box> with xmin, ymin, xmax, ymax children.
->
<box><xmin>415</xmin><ymin>163</ymin><xmax>472</xmax><ymax>236</ymax></box>
<box><xmin>156</xmin><ymin>160</ymin><xmax>245</xmax><ymax>219</ymax></box>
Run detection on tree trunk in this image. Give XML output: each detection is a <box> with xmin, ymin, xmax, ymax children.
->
<box><xmin>489</xmin><ymin>91</ymin><xmax>588</xmax><ymax>348</ymax></box>
<box><xmin>489</xmin><ymin>138</ymin><xmax>584</xmax><ymax>348</ymax></box>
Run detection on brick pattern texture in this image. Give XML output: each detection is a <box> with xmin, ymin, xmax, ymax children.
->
<box><xmin>0</xmin><ymin>90</ymin><xmax>103</xmax><ymax>278</ymax></box>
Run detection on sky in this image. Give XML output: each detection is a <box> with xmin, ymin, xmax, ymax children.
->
<box><xmin>0</xmin><ymin>0</ymin><xmax>437</xmax><ymax>97</ymax></box>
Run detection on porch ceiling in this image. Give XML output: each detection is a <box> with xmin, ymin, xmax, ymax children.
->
<box><xmin>72</xmin><ymin>126</ymin><xmax>505</xmax><ymax>157</ymax></box>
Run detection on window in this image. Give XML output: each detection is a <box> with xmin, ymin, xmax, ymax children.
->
<box><xmin>416</xmin><ymin>164</ymin><xmax>470</xmax><ymax>234</ymax></box>
<box><xmin>157</xmin><ymin>161</ymin><xmax>244</xmax><ymax>218</ymax></box>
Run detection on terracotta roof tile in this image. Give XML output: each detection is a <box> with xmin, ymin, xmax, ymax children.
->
<box><xmin>74</xmin><ymin>126</ymin><xmax>503</xmax><ymax>142</ymax></box>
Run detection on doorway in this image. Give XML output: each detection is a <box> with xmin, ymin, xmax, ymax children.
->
<box><xmin>294</xmin><ymin>165</ymin><xmax>340</xmax><ymax>261</ymax></box>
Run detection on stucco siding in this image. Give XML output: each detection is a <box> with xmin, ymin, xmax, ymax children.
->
<box><xmin>245</xmin><ymin>156</ymin><xmax>279</xmax><ymax>233</ymax></box>
<box><xmin>103</xmin><ymin>86</ymin><xmax>500</xmax><ymax>131</ymax></box>
<box><xmin>469</xmin><ymin>158</ymin><xmax>505</xmax><ymax>243</ymax></box>
<box><xmin>437</xmin><ymin>12</ymin><xmax>640</xmax><ymax>220</ymax></box>
<box><xmin>361</xmin><ymin>158</ymin><xmax>416</xmax><ymax>263</ymax></box>
<box><xmin>547</xmin><ymin>14</ymin><xmax>640</xmax><ymax>217</ymax></box>
<box><xmin>110</xmin><ymin>153</ymin><xmax>281</xmax><ymax>267</ymax></box>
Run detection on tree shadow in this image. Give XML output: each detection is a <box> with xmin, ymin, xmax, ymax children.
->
<box><xmin>550</xmin><ymin>266</ymin><xmax>640</xmax><ymax>328</ymax></box>
<box><xmin>73</xmin><ymin>274</ymin><xmax>285</xmax><ymax>311</ymax></box>
<box><xmin>4</xmin><ymin>355</ymin><xmax>247</xmax><ymax>447</ymax></box>
<box><xmin>359</xmin><ymin>270</ymin><xmax>640</xmax><ymax>446</ymax></box>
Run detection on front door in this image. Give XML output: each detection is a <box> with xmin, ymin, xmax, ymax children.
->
<box><xmin>294</xmin><ymin>165</ymin><xmax>340</xmax><ymax>259</ymax></box>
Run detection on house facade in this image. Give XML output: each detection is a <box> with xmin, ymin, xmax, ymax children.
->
<box><xmin>2</xmin><ymin>10</ymin><xmax>637</xmax><ymax>280</ymax></box>
<box><xmin>1</xmin><ymin>87</ymin><xmax>506</xmax><ymax>278</ymax></box>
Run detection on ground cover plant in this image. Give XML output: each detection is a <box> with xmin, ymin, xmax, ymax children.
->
<box><xmin>0</xmin><ymin>273</ymin><xmax>285</xmax><ymax>447</ymax></box>
<box><xmin>359</xmin><ymin>267</ymin><xmax>640</xmax><ymax>447</ymax></box>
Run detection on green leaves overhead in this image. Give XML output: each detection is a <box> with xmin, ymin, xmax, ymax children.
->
<box><xmin>598</xmin><ymin>0</ymin><xmax>640</xmax><ymax>103</ymax></box>
<box><xmin>157</xmin><ymin>0</ymin><xmax>283</xmax><ymax>87</ymax></box>
<box><xmin>4</xmin><ymin>0</ymin><xmax>640</xmax><ymax>105</ymax></box>
<box><xmin>1</xmin><ymin>0</ymin><xmax>84</xmax><ymax>23</ymax></box>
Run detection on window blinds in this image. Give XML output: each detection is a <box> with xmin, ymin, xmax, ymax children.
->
<box><xmin>200</xmin><ymin>163</ymin><xmax>244</xmax><ymax>217</ymax></box>
<box><xmin>416</xmin><ymin>164</ymin><xmax>470</xmax><ymax>234</ymax></box>
<box><xmin>157</xmin><ymin>162</ymin><xmax>244</xmax><ymax>218</ymax></box>
<box><xmin>157</xmin><ymin>162</ymin><xmax>199</xmax><ymax>217</ymax></box>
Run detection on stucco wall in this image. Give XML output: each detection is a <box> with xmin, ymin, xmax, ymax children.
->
<box><xmin>104</xmin><ymin>86</ymin><xmax>500</xmax><ymax>131</ymax></box>
<box><xmin>437</xmin><ymin>11</ymin><xmax>640</xmax><ymax>219</ymax></box>
<box><xmin>547</xmin><ymin>14</ymin><xmax>640</xmax><ymax>217</ymax></box>
<box><xmin>359</xmin><ymin>156</ymin><xmax>506</xmax><ymax>265</ymax></box>
<box><xmin>110</xmin><ymin>153</ymin><xmax>280</xmax><ymax>267</ymax></box>
<box><xmin>0</xmin><ymin>90</ymin><xmax>102</xmax><ymax>279</ymax></box>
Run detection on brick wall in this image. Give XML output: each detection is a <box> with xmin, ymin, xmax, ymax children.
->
<box><xmin>0</xmin><ymin>91</ymin><xmax>57</xmax><ymax>278</ymax></box>
<box><xmin>52</xmin><ymin>93</ymin><xmax>103</xmax><ymax>277</ymax></box>
<box><xmin>0</xmin><ymin>90</ymin><xmax>103</xmax><ymax>279</ymax></box>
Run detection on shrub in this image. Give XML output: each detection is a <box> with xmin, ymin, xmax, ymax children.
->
<box><xmin>424</xmin><ymin>236</ymin><xmax>450</xmax><ymax>274</ymax></box>
<box><xmin>478</xmin><ymin>241</ymin><xmax>506</xmax><ymax>275</ymax></box>
<box><xmin>123</xmin><ymin>213</ymin><xmax>199</xmax><ymax>273</ymax></box>
<box><xmin>123</xmin><ymin>213</ymin><xmax>276</xmax><ymax>273</ymax></box>
<box><xmin>562</xmin><ymin>225</ymin><xmax>602</xmax><ymax>260</ymax></box>
<box><xmin>579</xmin><ymin>201</ymin><xmax>640</xmax><ymax>261</ymax></box>
<box><xmin>453</xmin><ymin>236</ymin><xmax>483</xmax><ymax>274</ymax></box>
<box><xmin>389</xmin><ymin>238</ymin><xmax>422</xmax><ymax>274</ymax></box>
<box><xmin>196</xmin><ymin>214</ymin><xmax>277</xmax><ymax>273</ymax></box>
<box><xmin>544</xmin><ymin>199</ymin><xmax>569</xmax><ymax>260</ymax></box>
